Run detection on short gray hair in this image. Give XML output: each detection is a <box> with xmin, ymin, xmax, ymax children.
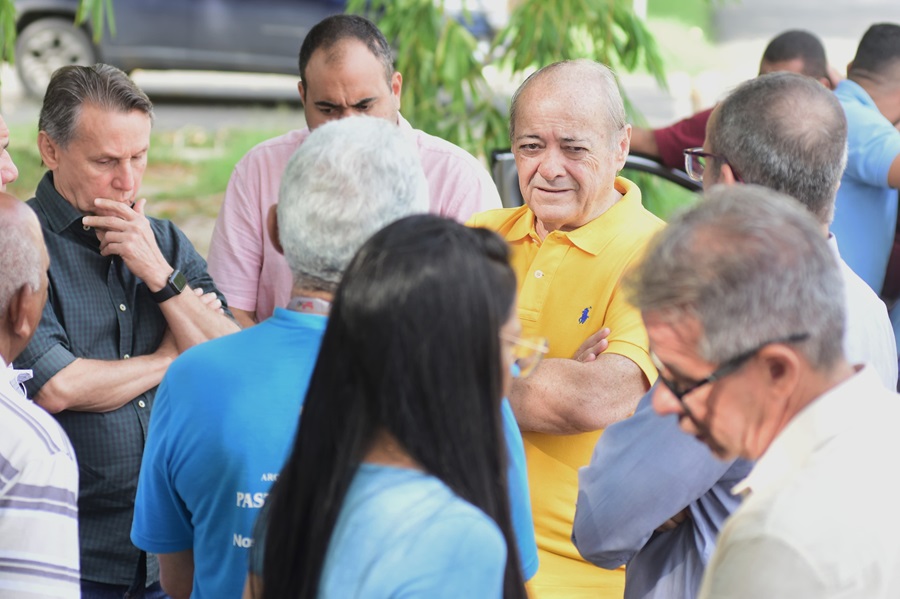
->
<box><xmin>708</xmin><ymin>72</ymin><xmax>847</xmax><ymax>224</ymax></box>
<box><xmin>509</xmin><ymin>60</ymin><xmax>626</xmax><ymax>144</ymax></box>
<box><xmin>0</xmin><ymin>211</ymin><xmax>42</xmax><ymax>314</ymax></box>
<box><xmin>627</xmin><ymin>184</ymin><xmax>845</xmax><ymax>371</ymax></box>
<box><xmin>277</xmin><ymin>116</ymin><xmax>430</xmax><ymax>293</ymax></box>
<box><xmin>39</xmin><ymin>64</ymin><xmax>154</xmax><ymax>147</ymax></box>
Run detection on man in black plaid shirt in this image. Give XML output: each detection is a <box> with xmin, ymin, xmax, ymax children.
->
<box><xmin>15</xmin><ymin>64</ymin><xmax>240</xmax><ymax>599</ymax></box>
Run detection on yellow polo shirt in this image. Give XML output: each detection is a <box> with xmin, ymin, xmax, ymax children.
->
<box><xmin>470</xmin><ymin>177</ymin><xmax>662</xmax><ymax>598</ymax></box>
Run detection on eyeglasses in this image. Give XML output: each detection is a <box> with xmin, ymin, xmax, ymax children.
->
<box><xmin>650</xmin><ymin>332</ymin><xmax>810</xmax><ymax>419</ymax></box>
<box><xmin>500</xmin><ymin>332</ymin><xmax>549</xmax><ymax>377</ymax></box>
<box><xmin>683</xmin><ymin>147</ymin><xmax>743</xmax><ymax>183</ymax></box>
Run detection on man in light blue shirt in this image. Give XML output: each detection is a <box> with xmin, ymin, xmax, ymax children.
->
<box><xmin>830</xmin><ymin>23</ymin><xmax>900</xmax><ymax>295</ymax></box>
<box><xmin>574</xmin><ymin>71</ymin><xmax>898</xmax><ymax>598</ymax></box>
<box><xmin>132</xmin><ymin>116</ymin><xmax>538</xmax><ymax>599</ymax></box>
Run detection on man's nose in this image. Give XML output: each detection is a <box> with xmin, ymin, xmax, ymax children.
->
<box><xmin>0</xmin><ymin>152</ymin><xmax>18</xmax><ymax>190</ymax></box>
<box><xmin>536</xmin><ymin>148</ymin><xmax>566</xmax><ymax>180</ymax></box>
<box><xmin>113</xmin><ymin>162</ymin><xmax>135</xmax><ymax>191</ymax></box>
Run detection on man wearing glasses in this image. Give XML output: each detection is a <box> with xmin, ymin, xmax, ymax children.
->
<box><xmin>629</xmin><ymin>29</ymin><xmax>836</xmax><ymax>171</ymax></box>
<box><xmin>574</xmin><ymin>72</ymin><xmax>896</xmax><ymax>599</ymax></box>
<box><xmin>631</xmin><ymin>186</ymin><xmax>900</xmax><ymax>597</ymax></box>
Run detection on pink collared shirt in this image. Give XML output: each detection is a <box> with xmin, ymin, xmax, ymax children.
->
<box><xmin>207</xmin><ymin>116</ymin><xmax>502</xmax><ymax>321</ymax></box>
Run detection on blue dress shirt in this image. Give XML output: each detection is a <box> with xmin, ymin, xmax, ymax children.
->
<box><xmin>573</xmin><ymin>385</ymin><xmax>752</xmax><ymax>599</ymax></box>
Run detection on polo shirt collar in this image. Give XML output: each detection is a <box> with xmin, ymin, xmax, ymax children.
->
<box><xmin>731</xmin><ymin>364</ymin><xmax>872</xmax><ymax>498</ymax></box>
<box><xmin>35</xmin><ymin>172</ymin><xmax>86</xmax><ymax>235</ymax></box>
<box><xmin>507</xmin><ymin>177</ymin><xmax>642</xmax><ymax>255</ymax></box>
<box><xmin>837</xmin><ymin>79</ymin><xmax>877</xmax><ymax>109</ymax></box>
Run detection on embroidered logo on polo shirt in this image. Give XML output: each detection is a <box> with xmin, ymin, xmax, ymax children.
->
<box><xmin>579</xmin><ymin>306</ymin><xmax>591</xmax><ymax>324</ymax></box>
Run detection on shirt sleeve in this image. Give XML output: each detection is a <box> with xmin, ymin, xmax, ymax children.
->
<box><xmin>206</xmin><ymin>158</ymin><xmax>265</xmax><ymax>312</ymax></box>
<box><xmin>842</xmin><ymin>102</ymin><xmax>900</xmax><ymax>186</ymax></box>
<box><xmin>603</xmin><ymin>278</ymin><xmax>657</xmax><ymax>383</ymax></box>
<box><xmin>698</xmin><ymin>534</ymin><xmax>827</xmax><ymax>599</ymax></box>
<box><xmin>501</xmin><ymin>398</ymin><xmax>538</xmax><ymax>580</ymax></box>
<box><xmin>131</xmin><ymin>374</ymin><xmax>195</xmax><ymax>554</ymax></box>
<box><xmin>16</xmin><ymin>288</ymin><xmax>77</xmax><ymax>396</ymax></box>
<box><xmin>652</xmin><ymin>108</ymin><xmax>715</xmax><ymax>170</ymax></box>
<box><xmin>573</xmin><ymin>386</ymin><xmax>737</xmax><ymax>568</ymax></box>
<box><xmin>165</xmin><ymin>220</ymin><xmax>233</xmax><ymax>318</ymax></box>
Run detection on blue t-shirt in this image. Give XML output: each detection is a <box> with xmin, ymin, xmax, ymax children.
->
<box><xmin>131</xmin><ymin>308</ymin><xmax>327</xmax><ymax>599</ymax></box>
<box><xmin>501</xmin><ymin>397</ymin><xmax>538</xmax><ymax>579</ymax></box>
<box><xmin>272</xmin><ymin>463</ymin><xmax>507</xmax><ymax>598</ymax></box>
<box><xmin>831</xmin><ymin>79</ymin><xmax>900</xmax><ymax>293</ymax></box>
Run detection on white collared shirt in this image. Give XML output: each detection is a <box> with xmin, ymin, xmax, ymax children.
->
<box><xmin>699</xmin><ymin>366</ymin><xmax>900</xmax><ymax>598</ymax></box>
<box><xmin>830</xmin><ymin>234</ymin><xmax>898</xmax><ymax>390</ymax></box>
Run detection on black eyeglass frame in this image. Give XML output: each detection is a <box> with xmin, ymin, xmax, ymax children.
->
<box><xmin>653</xmin><ymin>332</ymin><xmax>810</xmax><ymax>418</ymax></box>
<box><xmin>683</xmin><ymin>147</ymin><xmax>743</xmax><ymax>183</ymax></box>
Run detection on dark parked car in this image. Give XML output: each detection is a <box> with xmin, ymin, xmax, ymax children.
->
<box><xmin>13</xmin><ymin>0</ymin><xmax>494</xmax><ymax>98</ymax></box>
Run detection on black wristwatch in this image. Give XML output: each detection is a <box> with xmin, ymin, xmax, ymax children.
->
<box><xmin>151</xmin><ymin>269</ymin><xmax>187</xmax><ymax>303</ymax></box>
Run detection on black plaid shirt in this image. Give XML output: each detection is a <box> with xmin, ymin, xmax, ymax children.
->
<box><xmin>16</xmin><ymin>172</ymin><xmax>229</xmax><ymax>586</ymax></box>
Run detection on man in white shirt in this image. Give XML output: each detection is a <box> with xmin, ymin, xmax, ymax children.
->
<box><xmin>0</xmin><ymin>188</ymin><xmax>80</xmax><ymax>599</ymax></box>
<box><xmin>698</xmin><ymin>72</ymin><xmax>896</xmax><ymax>388</ymax></box>
<box><xmin>627</xmin><ymin>184</ymin><xmax>900</xmax><ymax>598</ymax></box>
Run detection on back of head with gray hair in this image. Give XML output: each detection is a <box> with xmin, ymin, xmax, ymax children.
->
<box><xmin>626</xmin><ymin>184</ymin><xmax>845</xmax><ymax>371</ymax></box>
<box><xmin>277</xmin><ymin>116</ymin><xmax>430</xmax><ymax>293</ymax></box>
<box><xmin>0</xmin><ymin>211</ymin><xmax>42</xmax><ymax>314</ymax></box>
<box><xmin>39</xmin><ymin>64</ymin><xmax>154</xmax><ymax>147</ymax></box>
<box><xmin>509</xmin><ymin>59</ymin><xmax>626</xmax><ymax>144</ymax></box>
<box><xmin>708</xmin><ymin>72</ymin><xmax>847</xmax><ymax>225</ymax></box>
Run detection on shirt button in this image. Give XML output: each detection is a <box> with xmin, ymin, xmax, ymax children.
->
<box><xmin>138</xmin><ymin>400</ymin><xmax>146</xmax><ymax>408</ymax></box>
<box><xmin>123</xmin><ymin>354</ymin><xmax>131</xmax><ymax>360</ymax></box>
<box><xmin>119</xmin><ymin>304</ymin><xmax>127</xmax><ymax>312</ymax></box>
<box><xmin>534</xmin><ymin>270</ymin><xmax>544</xmax><ymax>279</ymax></box>
<box><xmin>82</xmin><ymin>224</ymin><xmax>91</xmax><ymax>231</ymax></box>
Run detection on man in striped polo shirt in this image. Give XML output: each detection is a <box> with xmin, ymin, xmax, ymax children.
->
<box><xmin>0</xmin><ymin>184</ymin><xmax>80</xmax><ymax>598</ymax></box>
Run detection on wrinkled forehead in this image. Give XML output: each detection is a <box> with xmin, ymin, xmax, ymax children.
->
<box><xmin>517</xmin><ymin>93</ymin><xmax>612</xmax><ymax>137</ymax></box>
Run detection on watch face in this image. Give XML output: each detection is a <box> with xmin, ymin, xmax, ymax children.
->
<box><xmin>172</xmin><ymin>270</ymin><xmax>187</xmax><ymax>292</ymax></box>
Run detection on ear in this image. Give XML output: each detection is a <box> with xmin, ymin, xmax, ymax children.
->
<box><xmin>298</xmin><ymin>81</ymin><xmax>307</xmax><ymax>108</ymax></box>
<box><xmin>718</xmin><ymin>162</ymin><xmax>738</xmax><ymax>185</ymax></box>
<box><xmin>615</xmin><ymin>124</ymin><xmax>632</xmax><ymax>170</ymax></box>
<box><xmin>757</xmin><ymin>344</ymin><xmax>801</xmax><ymax>403</ymax></box>
<box><xmin>390</xmin><ymin>71</ymin><xmax>402</xmax><ymax>109</ymax></box>
<box><xmin>6</xmin><ymin>284</ymin><xmax>42</xmax><ymax>355</ymax></box>
<box><xmin>267</xmin><ymin>204</ymin><xmax>284</xmax><ymax>256</ymax></box>
<box><xmin>37</xmin><ymin>131</ymin><xmax>60</xmax><ymax>170</ymax></box>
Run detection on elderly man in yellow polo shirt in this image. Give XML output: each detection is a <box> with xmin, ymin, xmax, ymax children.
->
<box><xmin>470</xmin><ymin>60</ymin><xmax>662</xmax><ymax>598</ymax></box>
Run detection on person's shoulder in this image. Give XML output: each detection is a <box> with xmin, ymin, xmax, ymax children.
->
<box><xmin>0</xmin><ymin>391</ymin><xmax>75</xmax><ymax>463</ymax></box>
<box><xmin>410</xmin><ymin>126</ymin><xmax>485</xmax><ymax>169</ymax></box>
<box><xmin>166</xmin><ymin>322</ymin><xmax>264</xmax><ymax>376</ymax></box>
<box><xmin>238</xmin><ymin>129</ymin><xmax>310</xmax><ymax>166</ymax></box>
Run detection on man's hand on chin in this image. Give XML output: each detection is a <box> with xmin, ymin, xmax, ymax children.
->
<box><xmin>82</xmin><ymin>197</ymin><xmax>173</xmax><ymax>289</ymax></box>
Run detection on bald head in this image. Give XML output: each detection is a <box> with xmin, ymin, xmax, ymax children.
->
<box><xmin>509</xmin><ymin>60</ymin><xmax>626</xmax><ymax>143</ymax></box>
<box><xmin>0</xmin><ymin>194</ymin><xmax>49</xmax><ymax>362</ymax></box>
<box><xmin>705</xmin><ymin>72</ymin><xmax>847</xmax><ymax>225</ymax></box>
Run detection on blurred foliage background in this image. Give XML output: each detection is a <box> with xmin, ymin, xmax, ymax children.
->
<box><xmin>3</xmin><ymin>0</ymin><xmax>710</xmax><ymax>236</ymax></box>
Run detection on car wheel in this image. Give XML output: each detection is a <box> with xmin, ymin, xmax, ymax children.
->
<box><xmin>15</xmin><ymin>17</ymin><xmax>97</xmax><ymax>99</ymax></box>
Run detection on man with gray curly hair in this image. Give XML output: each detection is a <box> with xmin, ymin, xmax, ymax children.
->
<box><xmin>634</xmin><ymin>186</ymin><xmax>900</xmax><ymax>598</ymax></box>
<box><xmin>131</xmin><ymin>116</ymin><xmax>431</xmax><ymax>599</ymax></box>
